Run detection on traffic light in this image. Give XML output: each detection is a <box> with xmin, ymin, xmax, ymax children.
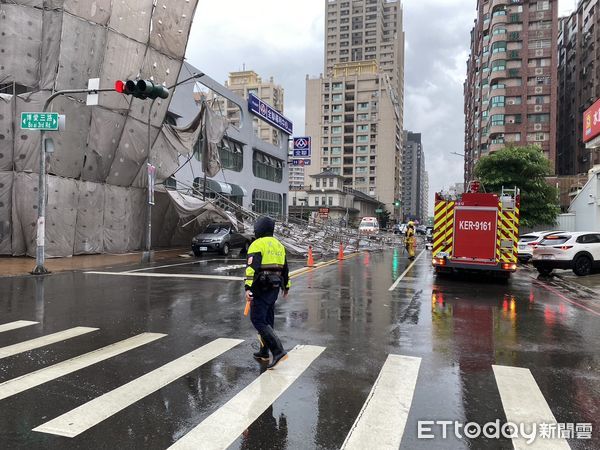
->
<box><xmin>394</xmin><ymin>200</ymin><xmax>401</xmax><ymax>207</ymax></box>
<box><xmin>114</xmin><ymin>79</ymin><xmax>169</xmax><ymax>100</ymax></box>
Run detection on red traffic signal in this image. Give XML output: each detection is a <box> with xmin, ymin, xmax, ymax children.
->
<box><xmin>114</xmin><ymin>79</ymin><xmax>169</xmax><ymax>100</ymax></box>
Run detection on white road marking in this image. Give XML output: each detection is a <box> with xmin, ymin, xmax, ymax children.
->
<box><xmin>0</xmin><ymin>320</ymin><xmax>38</xmax><ymax>333</ymax></box>
<box><xmin>341</xmin><ymin>354</ymin><xmax>421</xmax><ymax>450</ymax></box>
<box><xmin>213</xmin><ymin>264</ymin><xmax>246</xmax><ymax>272</ymax></box>
<box><xmin>125</xmin><ymin>259</ymin><xmax>221</xmax><ymax>272</ymax></box>
<box><xmin>493</xmin><ymin>365</ymin><xmax>571</xmax><ymax>449</ymax></box>
<box><xmin>85</xmin><ymin>271</ymin><xmax>244</xmax><ymax>281</ymax></box>
<box><xmin>388</xmin><ymin>249</ymin><xmax>426</xmax><ymax>291</ymax></box>
<box><xmin>34</xmin><ymin>338</ymin><xmax>243</xmax><ymax>438</ymax></box>
<box><xmin>0</xmin><ymin>333</ymin><xmax>165</xmax><ymax>401</ymax></box>
<box><xmin>0</xmin><ymin>327</ymin><xmax>98</xmax><ymax>359</ymax></box>
<box><xmin>168</xmin><ymin>345</ymin><xmax>326</xmax><ymax>450</ymax></box>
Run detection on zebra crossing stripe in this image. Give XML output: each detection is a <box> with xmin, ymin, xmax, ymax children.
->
<box><xmin>0</xmin><ymin>321</ymin><xmax>38</xmax><ymax>333</ymax></box>
<box><xmin>33</xmin><ymin>338</ymin><xmax>244</xmax><ymax>438</ymax></box>
<box><xmin>168</xmin><ymin>344</ymin><xmax>326</xmax><ymax>450</ymax></box>
<box><xmin>341</xmin><ymin>355</ymin><xmax>421</xmax><ymax>450</ymax></box>
<box><xmin>0</xmin><ymin>327</ymin><xmax>98</xmax><ymax>359</ymax></box>
<box><xmin>493</xmin><ymin>365</ymin><xmax>571</xmax><ymax>449</ymax></box>
<box><xmin>0</xmin><ymin>333</ymin><xmax>165</xmax><ymax>402</ymax></box>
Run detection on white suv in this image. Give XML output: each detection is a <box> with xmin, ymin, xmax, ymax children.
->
<box><xmin>517</xmin><ymin>231</ymin><xmax>563</xmax><ymax>263</ymax></box>
<box><xmin>532</xmin><ymin>232</ymin><xmax>600</xmax><ymax>276</ymax></box>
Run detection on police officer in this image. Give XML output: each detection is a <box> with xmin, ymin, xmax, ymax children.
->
<box><xmin>405</xmin><ymin>221</ymin><xmax>416</xmax><ymax>260</ymax></box>
<box><xmin>245</xmin><ymin>216</ymin><xmax>290</xmax><ymax>369</ymax></box>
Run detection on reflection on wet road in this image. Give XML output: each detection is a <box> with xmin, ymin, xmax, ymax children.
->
<box><xmin>0</xmin><ymin>250</ymin><xmax>598</xmax><ymax>449</ymax></box>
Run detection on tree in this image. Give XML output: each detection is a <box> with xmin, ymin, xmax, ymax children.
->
<box><xmin>474</xmin><ymin>145</ymin><xmax>560</xmax><ymax>228</ymax></box>
<box><xmin>377</xmin><ymin>209</ymin><xmax>392</xmax><ymax>229</ymax></box>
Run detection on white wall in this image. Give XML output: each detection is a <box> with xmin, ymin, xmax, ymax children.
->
<box><xmin>568</xmin><ymin>172</ymin><xmax>600</xmax><ymax>231</ymax></box>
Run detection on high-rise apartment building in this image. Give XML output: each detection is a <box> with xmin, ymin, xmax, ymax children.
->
<box><xmin>464</xmin><ymin>0</ymin><xmax>559</xmax><ymax>183</ymax></box>
<box><xmin>305</xmin><ymin>0</ymin><xmax>405</xmax><ymax>218</ymax></box>
<box><xmin>557</xmin><ymin>0</ymin><xmax>600</xmax><ymax>175</ymax></box>
<box><xmin>224</xmin><ymin>70</ymin><xmax>285</xmax><ymax>147</ymax></box>
<box><xmin>401</xmin><ymin>131</ymin><xmax>428</xmax><ymax>221</ymax></box>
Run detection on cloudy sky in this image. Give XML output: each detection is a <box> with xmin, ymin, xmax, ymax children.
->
<box><xmin>186</xmin><ymin>0</ymin><xmax>576</xmax><ymax>213</ymax></box>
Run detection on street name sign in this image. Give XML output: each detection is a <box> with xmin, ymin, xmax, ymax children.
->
<box><xmin>21</xmin><ymin>112</ymin><xmax>59</xmax><ymax>130</ymax></box>
<box><xmin>247</xmin><ymin>93</ymin><xmax>293</xmax><ymax>135</ymax></box>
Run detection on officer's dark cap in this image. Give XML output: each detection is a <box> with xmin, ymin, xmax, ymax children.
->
<box><xmin>254</xmin><ymin>216</ymin><xmax>275</xmax><ymax>238</ymax></box>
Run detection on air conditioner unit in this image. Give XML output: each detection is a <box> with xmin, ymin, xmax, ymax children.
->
<box><xmin>508</xmin><ymin>99</ymin><xmax>515</xmax><ymax>105</ymax></box>
<box><xmin>535</xmin><ymin>86</ymin><xmax>543</xmax><ymax>94</ymax></box>
<box><xmin>534</xmin><ymin>123</ymin><xmax>542</xmax><ymax>131</ymax></box>
<box><xmin>535</xmin><ymin>105</ymin><xmax>543</xmax><ymax>112</ymax></box>
<box><xmin>535</xmin><ymin>68</ymin><xmax>543</xmax><ymax>75</ymax></box>
<box><xmin>536</xmin><ymin>49</ymin><xmax>544</xmax><ymax>57</ymax></box>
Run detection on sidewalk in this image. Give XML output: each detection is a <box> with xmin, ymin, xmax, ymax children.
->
<box><xmin>0</xmin><ymin>248</ymin><xmax>189</xmax><ymax>277</ymax></box>
<box><xmin>554</xmin><ymin>270</ymin><xmax>600</xmax><ymax>295</ymax></box>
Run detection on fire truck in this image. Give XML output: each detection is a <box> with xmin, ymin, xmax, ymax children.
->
<box><xmin>432</xmin><ymin>181</ymin><xmax>520</xmax><ymax>278</ymax></box>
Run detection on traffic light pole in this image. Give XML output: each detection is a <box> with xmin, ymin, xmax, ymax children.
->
<box><xmin>32</xmin><ymin>88</ymin><xmax>116</xmax><ymax>275</ymax></box>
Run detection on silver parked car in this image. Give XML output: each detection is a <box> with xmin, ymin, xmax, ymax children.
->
<box><xmin>191</xmin><ymin>223</ymin><xmax>252</xmax><ymax>257</ymax></box>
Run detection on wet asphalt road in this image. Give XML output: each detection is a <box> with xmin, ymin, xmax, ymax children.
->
<box><xmin>0</xmin><ymin>249</ymin><xmax>599</xmax><ymax>449</ymax></box>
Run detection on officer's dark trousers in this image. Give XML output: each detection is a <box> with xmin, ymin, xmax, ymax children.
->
<box><xmin>250</xmin><ymin>288</ymin><xmax>278</xmax><ymax>333</ymax></box>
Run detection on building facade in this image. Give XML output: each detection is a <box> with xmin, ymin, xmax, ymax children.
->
<box><xmin>169</xmin><ymin>63</ymin><xmax>290</xmax><ymax>216</ymax></box>
<box><xmin>288</xmin><ymin>148</ymin><xmax>306</xmax><ymax>189</ymax></box>
<box><xmin>557</xmin><ymin>0</ymin><xmax>600</xmax><ymax>175</ymax></box>
<box><xmin>464</xmin><ymin>0</ymin><xmax>559</xmax><ymax>183</ymax></box>
<box><xmin>289</xmin><ymin>170</ymin><xmax>383</xmax><ymax>225</ymax></box>
<box><xmin>304</xmin><ymin>0</ymin><xmax>405</xmax><ymax>220</ymax></box>
<box><xmin>400</xmin><ymin>132</ymin><xmax>427</xmax><ymax>221</ymax></box>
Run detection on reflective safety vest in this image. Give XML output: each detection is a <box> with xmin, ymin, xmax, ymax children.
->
<box><xmin>245</xmin><ymin>236</ymin><xmax>291</xmax><ymax>291</ymax></box>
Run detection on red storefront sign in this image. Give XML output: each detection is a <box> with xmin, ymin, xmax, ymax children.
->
<box><xmin>583</xmin><ymin>98</ymin><xmax>600</xmax><ymax>143</ymax></box>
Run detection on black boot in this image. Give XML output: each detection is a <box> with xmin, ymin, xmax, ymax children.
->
<box><xmin>253</xmin><ymin>334</ymin><xmax>270</xmax><ymax>361</ymax></box>
<box><xmin>261</xmin><ymin>326</ymin><xmax>288</xmax><ymax>370</ymax></box>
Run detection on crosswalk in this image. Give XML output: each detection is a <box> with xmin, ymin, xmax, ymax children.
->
<box><xmin>0</xmin><ymin>319</ymin><xmax>574</xmax><ymax>449</ymax></box>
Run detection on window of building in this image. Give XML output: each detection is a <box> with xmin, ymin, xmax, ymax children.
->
<box><xmin>491</xmin><ymin>60</ymin><xmax>506</xmax><ymax>71</ymax></box>
<box><xmin>253</xmin><ymin>150</ymin><xmax>283</xmax><ymax>182</ymax></box>
<box><xmin>332</xmin><ymin>126</ymin><xmax>342</xmax><ymax>134</ymax></box>
<box><xmin>527</xmin><ymin>114</ymin><xmax>550</xmax><ymax>123</ymax></box>
<box><xmin>357</xmin><ymin>135</ymin><xmax>369</xmax><ymax>142</ymax></box>
<box><xmin>332</xmin><ymin>136</ymin><xmax>342</xmax><ymax>144</ymax></box>
<box><xmin>492</xmin><ymin>9</ymin><xmax>507</xmax><ymax>17</ymax></box>
<box><xmin>332</xmin><ymin>93</ymin><xmax>343</xmax><ymax>102</ymax></box>
<box><xmin>252</xmin><ymin>189</ymin><xmax>282</xmax><ymax>215</ymax></box>
<box><xmin>491</xmin><ymin>96</ymin><xmax>505</xmax><ymax>107</ymax></box>
<box><xmin>219</xmin><ymin>138</ymin><xmax>243</xmax><ymax>172</ymax></box>
<box><xmin>332</xmin><ymin>115</ymin><xmax>342</xmax><ymax>122</ymax></box>
<box><xmin>491</xmin><ymin>114</ymin><xmax>505</xmax><ymax>126</ymax></box>
<box><xmin>357</xmin><ymin>124</ymin><xmax>369</xmax><ymax>132</ymax></box>
<box><xmin>358</xmin><ymin>102</ymin><xmax>370</xmax><ymax>110</ymax></box>
<box><xmin>356</xmin><ymin>145</ymin><xmax>368</xmax><ymax>153</ymax></box>
<box><xmin>314</xmin><ymin>196</ymin><xmax>319</xmax><ymax>206</ymax></box>
<box><xmin>507</xmin><ymin>96</ymin><xmax>522</xmax><ymax>105</ymax></box>
<box><xmin>492</xmin><ymin>41</ymin><xmax>507</xmax><ymax>53</ymax></box>
<box><xmin>493</xmin><ymin>27</ymin><xmax>507</xmax><ymax>35</ymax></box>
<box><xmin>536</xmin><ymin>1</ymin><xmax>550</xmax><ymax>11</ymax></box>
<box><xmin>316</xmin><ymin>179</ymin><xmax>321</xmax><ymax>188</ymax></box>
<box><xmin>328</xmin><ymin>197</ymin><xmax>334</xmax><ymax>206</ymax></box>
<box><xmin>329</xmin><ymin>178</ymin><xmax>335</xmax><ymax>188</ymax></box>
<box><xmin>331</xmin><ymin>157</ymin><xmax>341</xmax><ymax>165</ymax></box>
<box><xmin>331</xmin><ymin>147</ymin><xmax>342</xmax><ymax>155</ymax></box>
<box><xmin>332</xmin><ymin>82</ymin><xmax>343</xmax><ymax>91</ymax></box>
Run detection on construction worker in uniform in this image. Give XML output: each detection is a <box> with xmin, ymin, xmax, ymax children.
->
<box><xmin>405</xmin><ymin>221</ymin><xmax>416</xmax><ymax>260</ymax></box>
<box><xmin>245</xmin><ymin>216</ymin><xmax>290</xmax><ymax>369</ymax></box>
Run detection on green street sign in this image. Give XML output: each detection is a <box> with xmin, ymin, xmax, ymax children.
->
<box><xmin>21</xmin><ymin>112</ymin><xmax>59</xmax><ymax>130</ymax></box>
<box><xmin>375</xmin><ymin>208</ymin><xmax>383</xmax><ymax>213</ymax></box>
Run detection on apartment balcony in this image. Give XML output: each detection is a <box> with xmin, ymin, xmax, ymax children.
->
<box><xmin>527</xmin><ymin>84</ymin><xmax>551</xmax><ymax>96</ymax></box>
<box><xmin>526</xmin><ymin>104</ymin><xmax>550</xmax><ymax>114</ymax></box>
<box><xmin>528</xmin><ymin>48</ymin><xmax>552</xmax><ymax>59</ymax></box>
<box><xmin>529</xmin><ymin>10</ymin><xmax>552</xmax><ymax>23</ymax></box>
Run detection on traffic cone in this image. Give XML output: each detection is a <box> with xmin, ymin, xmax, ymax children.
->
<box><xmin>338</xmin><ymin>242</ymin><xmax>344</xmax><ymax>260</ymax></box>
<box><xmin>307</xmin><ymin>245</ymin><xmax>314</xmax><ymax>267</ymax></box>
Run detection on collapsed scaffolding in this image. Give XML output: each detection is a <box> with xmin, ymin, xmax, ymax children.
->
<box><xmin>172</xmin><ymin>178</ymin><xmax>403</xmax><ymax>258</ymax></box>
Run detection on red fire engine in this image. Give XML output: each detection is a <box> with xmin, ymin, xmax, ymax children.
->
<box><xmin>432</xmin><ymin>181</ymin><xmax>520</xmax><ymax>278</ymax></box>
